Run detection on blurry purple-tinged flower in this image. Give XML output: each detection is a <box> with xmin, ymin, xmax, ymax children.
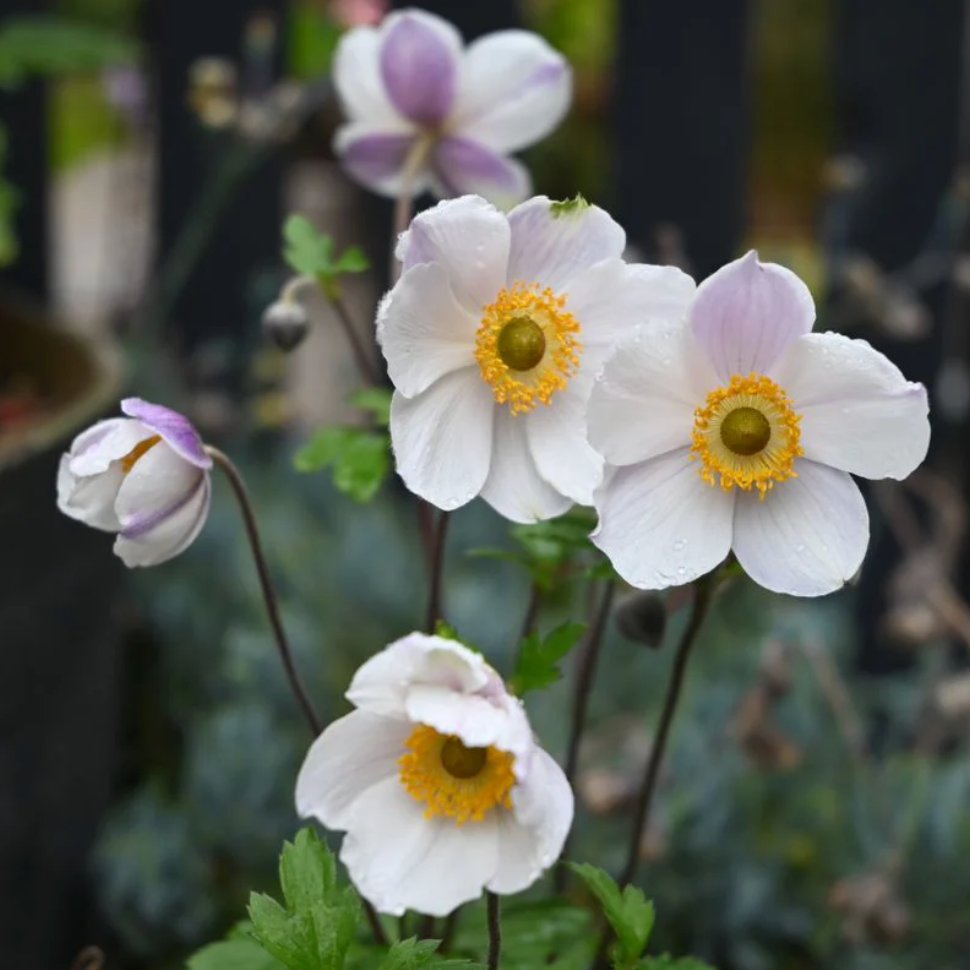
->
<box><xmin>102</xmin><ymin>64</ymin><xmax>149</xmax><ymax>129</ymax></box>
<box><xmin>332</xmin><ymin>8</ymin><xmax>572</xmax><ymax>207</ymax></box>
<box><xmin>56</xmin><ymin>398</ymin><xmax>212</xmax><ymax>567</ymax></box>
<box><xmin>330</xmin><ymin>0</ymin><xmax>387</xmax><ymax>29</ymax></box>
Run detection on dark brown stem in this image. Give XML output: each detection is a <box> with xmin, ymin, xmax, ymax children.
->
<box><xmin>486</xmin><ymin>892</ymin><xmax>502</xmax><ymax>970</ymax></box>
<box><xmin>617</xmin><ymin>573</ymin><xmax>714</xmax><ymax>887</ymax></box>
<box><xmin>440</xmin><ymin>908</ymin><xmax>461</xmax><ymax>952</ymax></box>
<box><xmin>419</xmin><ymin>914</ymin><xmax>436</xmax><ymax>940</ymax></box>
<box><xmin>207</xmin><ymin>446</ymin><xmax>321</xmax><ymax>735</ymax></box>
<box><xmin>324</xmin><ymin>285</ymin><xmax>382</xmax><ymax>387</ymax></box>
<box><xmin>520</xmin><ymin>583</ymin><xmax>542</xmax><ymax>641</ymax></box>
<box><xmin>553</xmin><ymin>581</ymin><xmax>616</xmax><ymax>893</ymax></box>
<box><xmin>425</xmin><ymin>509</ymin><xmax>450</xmax><ymax>632</ymax></box>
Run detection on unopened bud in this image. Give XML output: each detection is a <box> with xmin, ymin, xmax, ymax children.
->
<box><xmin>262</xmin><ymin>300</ymin><xmax>309</xmax><ymax>351</ymax></box>
<box><xmin>615</xmin><ymin>591</ymin><xmax>666</xmax><ymax>649</ymax></box>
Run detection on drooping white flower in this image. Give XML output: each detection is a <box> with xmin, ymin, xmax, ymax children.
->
<box><xmin>588</xmin><ymin>251</ymin><xmax>931</xmax><ymax>597</ymax></box>
<box><xmin>295</xmin><ymin>633</ymin><xmax>573</xmax><ymax>916</ymax></box>
<box><xmin>378</xmin><ymin>194</ymin><xmax>695</xmax><ymax>522</ymax></box>
<box><xmin>332</xmin><ymin>8</ymin><xmax>571</xmax><ymax>206</ymax></box>
<box><xmin>56</xmin><ymin>398</ymin><xmax>212</xmax><ymax>567</ymax></box>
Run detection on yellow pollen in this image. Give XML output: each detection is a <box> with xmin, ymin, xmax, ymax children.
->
<box><xmin>120</xmin><ymin>435</ymin><xmax>161</xmax><ymax>474</ymax></box>
<box><xmin>690</xmin><ymin>373</ymin><xmax>803</xmax><ymax>499</ymax></box>
<box><xmin>398</xmin><ymin>724</ymin><xmax>515</xmax><ymax>823</ymax></box>
<box><xmin>475</xmin><ymin>282</ymin><xmax>581</xmax><ymax>414</ymax></box>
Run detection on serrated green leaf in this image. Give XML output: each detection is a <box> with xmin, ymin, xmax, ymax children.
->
<box><xmin>333</xmin><ymin>245</ymin><xmax>370</xmax><ymax>273</ymax></box>
<box><xmin>378</xmin><ymin>939</ymin><xmax>440</xmax><ymax>970</ymax></box>
<box><xmin>294</xmin><ymin>426</ymin><xmax>354</xmax><ymax>474</ymax></box>
<box><xmin>294</xmin><ymin>426</ymin><xmax>390</xmax><ymax>502</ymax></box>
<box><xmin>434</xmin><ymin>620</ymin><xmax>460</xmax><ymax>640</ymax></box>
<box><xmin>512</xmin><ymin>621</ymin><xmax>586</xmax><ymax>694</ymax></box>
<box><xmin>569</xmin><ymin>863</ymin><xmax>655</xmax><ymax>967</ymax></box>
<box><xmin>249</xmin><ymin>893</ymin><xmax>315</xmax><ymax>970</ymax></box>
<box><xmin>348</xmin><ymin>387</ymin><xmax>392</xmax><ymax>427</ymax></box>
<box><xmin>279</xmin><ymin>829</ymin><xmax>337</xmax><ymax>913</ymax></box>
<box><xmin>186</xmin><ymin>937</ymin><xmax>286</xmax><ymax>970</ymax></box>
<box><xmin>283</xmin><ymin>215</ymin><xmax>334</xmax><ymax>276</ymax></box>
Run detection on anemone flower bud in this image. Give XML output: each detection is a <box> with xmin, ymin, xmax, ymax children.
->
<box><xmin>262</xmin><ymin>299</ymin><xmax>310</xmax><ymax>351</ymax></box>
<box><xmin>56</xmin><ymin>398</ymin><xmax>212</xmax><ymax>567</ymax></box>
<box><xmin>614</xmin><ymin>591</ymin><xmax>667</xmax><ymax>649</ymax></box>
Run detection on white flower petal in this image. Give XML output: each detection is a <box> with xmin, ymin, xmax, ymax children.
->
<box><xmin>506</xmin><ymin>197</ymin><xmax>625</xmax><ymax>293</ymax></box>
<box><xmin>333</xmin><ymin>123</ymin><xmax>427</xmax><ymax>198</ymax></box>
<box><xmin>114</xmin><ymin>473</ymin><xmax>210</xmax><ymax>567</ymax></box>
<box><xmin>67</xmin><ymin>418</ymin><xmax>149</xmax><ymax>476</ymax></box>
<box><xmin>732</xmin><ymin>459</ymin><xmax>869</xmax><ymax>597</ymax></box>
<box><xmin>347</xmin><ymin>633</ymin><xmax>492</xmax><ymax>718</ymax></box>
<box><xmin>395</xmin><ymin>195</ymin><xmax>510</xmax><ymax>314</ymax></box>
<box><xmin>296</xmin><ymin>710</ymin><xmax>409</xmax><ymax>830</ymax></box>
<box><xmin>592</xmin><ymin>448</ymin><xmax>735</xmax><ymax>589</ymax></box>
<box><xmin>480</xmin><ymin>413</ymin><xmax>573</xmax><ymax>523</ymax></box>
<box><xmin>691</xmin><ymin>250</ymin><xmax>815</xmax><ymax>382</ymax></box>
<box><xmin>567</xmin><ymin>259</ymin><xmax>697</xmax><ymax>367</ymax></box>
<box><xmin>587</xmin><ymin>323</ymin><xmax>716</xmax><ymax>467</ymax></box>
<box><xmin>452</xmin><ymin>30</ymin><xmax>571</xmax><ymax>154</ymax></box>
<box><xmin>333</xmin><ymin>25</ymin><xmax>407</xmax><ymax>127</ymax></box>
<box><xmin>525</xmin><ymin>377</ymin><xmax>603</xmax><ymax>506</ymax></box>
<box><xmin>340</xmin><ymin>776</ymin><xmax>499</xmax><ymax>916</ymax></box>
<box><xmin>489</xmin><ymin>748</ymin><xmax>573</xmax><ymax>893</ymax></box>
<box><xmin>389</xmin><ymin>371</ymin><xmax>495</xmax><ymax>511</ymax></box>
<box><xmin>378</xmin><ymin>263</ymin><xmax>478</xmax><ymax>397</ymax></box>
<box><xmin>57</xmin><ymin>453</ymin><xmax>124</xmax><ymax>531</ymax></box>
<box><xmin>771</xmin><ymin>332</ymin><xmax>930</xmax><ymax>480</ymax></box>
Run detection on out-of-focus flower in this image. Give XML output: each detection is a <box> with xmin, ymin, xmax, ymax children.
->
<box><xmin>187</xmin><ymin>57</ymin><xmax>238</xmax><ymax>128</ymax></box>
<box><xmin>588</xmin><ymin>251</ymin><xmax>931</xmax><ymax>597</ymax></box>
<box><xmin>332</xmin><ymin>8</ymin><xmax>571</xmax><ymax>206</ymax></box>
<box><xmin>56</xmin><ymin>398</ymin><xmax>212</xmax><ymax>567</ymax></box>
<box><xmin>295</xmin><ymin>632</ymin><xmax>573</xmax><ymax>916</ymax></box>
<box><xmin>262</xmin><ymin>299</ymin><xmax>310</xmax><ymax>351</ymax></box>
<box><xmin>378</xmin><ymin>194</ymin><xmax>694</xmax><ymax>522</ymax></box>
<box><xmin>331</xmin><ymin>0</ymin><xmax>387</xmax><ymax>29</ymax></box>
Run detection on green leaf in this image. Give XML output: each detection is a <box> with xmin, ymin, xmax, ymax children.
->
<box><xmin>248</xmin><ymin>829</ymin><xmax>360</xmax><ymax>970</ymax></box>
<box><xmin>333</xmin><ymin>245</ymin><xmax>370</xmax><ymax>274</ymax></box>
<box><xmin>283</xmin><ymin>215</ymin><xmax>334</xmax><ymax>277</ymax></box>
<box><xmin>511</xmin><ymin>621</ymin><xmax>586</xmax><ymax>694</ymax></box>
<box><xmin>504</xmin><ymin>509</ymin><xmax>598</xmax><ymax>590</ymax></box>
<box><xmin>348</xmin><ymin>387</ymin><xmax>392</xmax><ymax>427</ymax></box>
<box><xmin>293</xmin><ymin>426</ymin><xmax>390</xmax><ymax>503</ymax></box>
<box><xmin>378</xmin><ymin>939</ymin><xmax>441</xmax><ymax>970</ymax></box>
<box><xmin>636</xmin><ymin>958</ymin><xmax>716</xmax><ymax>970</ymax></box>
<box><xmin>569</xmin><ymin>863</ymin><xmax>655</xmax><ymax>968</ymax></box>
<box><xmin>186</xmin><ymin>938</ymin><xmax>286</xmax><ymax>970</ymax></box>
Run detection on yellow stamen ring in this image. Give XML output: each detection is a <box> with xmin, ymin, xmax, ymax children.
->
<box><xmin>120</xmin><ymin>435</ymin><xmax>161</xmax><ymax>474</ymax></box>
<box><xmin>398</xmin><ymin>724</ymin><xmax>515</xmax><ymax>823</ymax></box>
<box><xmin>690</xmin><ymin>373</ymin><xmax>803</xmax><ymax>498</ymax></box>
<box><xmin>475</xmin><ymin>282</ymin><xmax>581</xmax><ymax>414</ymax></box>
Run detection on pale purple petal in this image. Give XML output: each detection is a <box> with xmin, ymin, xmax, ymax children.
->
<box><xmin>389</xmin><ymin>371</ymin><xmax>495</xmax><ymax>511</ymax></box>
<box><xmin>567</xmin><ymin>259</ymin><xmax>697</xmax><ymax>368</ymax></box>
<box><xmin>591</xmin><ymin>448</ymin><xmax>735</xmax><ymax>589</ymax></box>
<box><xmin>691</xmin><ymin>250</ymin><xmax>815</xmax><ymax>382</ymax></box>
<box><xmin>377</xmin><ymin>262</ymin><xmax>478</xmax><ymax>398</ymax></box>
<box><xmin>587</xmin><ymin>324</ymin><xmax>715</xmax><ymax>467</ymax></box>
<box><xmin>452</xmin><ymin>30</ymin><xmax>571</xmax><ymax>153</ymax></box>
<box><xmin>121</xmin><ymin>398</ymin><xmax>210</xmax><ymax>468</ymax></box>
<box><xmin>67</xmin><ymin>418</ymin><xmax>148</xmax><ymax>476</ymax></box>
<box><xmin>334</xmin><ymin>124</ymin><xmax>424</xmax><ymax>198</ymax></box>
<box><xmin>379</xmin><ymin>10</ymin><xmax>461</xmax><ymax>127</ymax></box>
<box><xmin>333</xmin><ymin>24</ymin><xmax>405</xmax><ymax>127</ymax></box>
<box><xmin>771</xmin><ymin>332</ymin><xmax>930</xmax><ymax>481</ymax></box>
<box><xmin>732</xmin><ymin>459</ymin><xmax>868</xmax><ymax>597</ymax></box>
<box><xmin>394</xmin><ymin>195</ymin><xmax>510</xmax><ymax>313</ymax></box>
<box><xmin>506</xmin><ymin>197</ymin><xmax>625</xmax><ymax>292</ymax></box>
<box><xmin>480</xmin><ymin>413</ymin><xmax>572</xmax><ymax>523</ymax></box>
<box><xmin>525</xmin><ymin>376</ymin><xmax>603</xmax><ymax>506</ymax></box>
<box><xmin>433</xmin><ymin>136</ymin><xmax>531</xmax><ymax>208</ymax></box>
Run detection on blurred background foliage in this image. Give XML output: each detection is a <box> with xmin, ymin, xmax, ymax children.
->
<box><xmin>2</xmin><ymin>0</ymin><xmax>968</xmax><ymax>969</ymax></box>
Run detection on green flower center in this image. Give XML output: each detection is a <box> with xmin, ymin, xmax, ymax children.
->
<box><xmin>719</xmin><ymin>406</ymin><xmax>771</xmax><ymax>456</ymax></box>
<box><xmin>496</xmin><ymin>316</ymin><xmax>546</xmax><ymax>372</ymax></box>
<box><xmin>439</xmin><ymin>737</ymin><xmax>488</xmax><ymax>779</ymax></box>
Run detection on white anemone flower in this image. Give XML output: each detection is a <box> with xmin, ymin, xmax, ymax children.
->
<box><xmin>332</xmin><ymin>8</ymin><xmax>571</xmax><ymax>206</ymax></box>
<box><xmin>588</xmin><ymin>251</ymin><xmax>931</xmax><ymax>597</ymax></box>
<box><xmin>378</xmin><ymin>193</ymin><xmax>695</xmax><ymax>522</ymax></box>
<box><xmin>56</xmin><ymin>398</ymin><xmax>212</xmax><ymax>567</ymax></box>
<box><xmin>295</xmin><ymin>633</ymin><xmax>573</xmax><ymax>916</ymax></box>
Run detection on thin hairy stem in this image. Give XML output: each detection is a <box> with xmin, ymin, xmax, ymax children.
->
<box><xmin>553</xmin><ymin>581</ymin><xmax>616</xmax><ymax>893</ymax></box>
<box><xmin>486</xmin><ymin>892</ymin><xmax>502</xmax><ymax>970</ymax></box>
<box><xmin>207</xmin><ymin>447</ymin><xmax>321</xmax><ymax>734</ymax></box>
<box><xmin>322</xmin><ymin>282</ymin><xmax>383</xmax><ymax>387</ymax></box>
<box><xmin>440</xmin><ymin>908</ymin><xmax>462</xmax><ymax>952</ymax></box>
<box><xmin>425</xmin><ymin>510</ymin><xmax>451</xmax><ymax>632</ymax></box>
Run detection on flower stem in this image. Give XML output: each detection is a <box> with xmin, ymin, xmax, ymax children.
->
<box><xmin>208</xmin><ymin>445</ymin><xmax>390</xmax><ymax>947</ymax></box>
<box><xmin>425</xmin><ymin>509</ymin><xmax>450</xmax><ymax>632</ymax></box>
<box><xmin>320</xmin><ymin>281</ymin><xmax>383</xmax><ymax>387</ymax></box>
<box><xmin>206</xmin><ymin>447</ymin><xmax>322</xmax><ymax>735</ymax></box>
<box><xmin>440</xmin><ymin>908</ymin><xmax>461</xmax><ymax>952</ymax></box>
<box><xmin>391</xmin><ymin>137</ymin><xmax>434</xmax><ymax>279</ymax></box>
<box><xmin>617</xmin><ymin>573</ymin><xmax>715</xmax><ymax>887</ymax></box>
<box><xmin>553</xmin><ymin>581</ymin><xmax>616</xmax><ymax>893</ymax></box>
<box><xmin>486</xmin><ymin>892</ymin><xmax>502</xmax><ymax>970</ymax></box>
<box><xmin>520</xmin><ymin>582</ymin><xmax>542</xmax><ymax>640</ymax></box>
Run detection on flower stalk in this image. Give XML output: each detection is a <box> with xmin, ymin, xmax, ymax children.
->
<box><xmin>486</xmin><ymin>892</ymin><xmax>502</xmax><ymax>970</ymax></box>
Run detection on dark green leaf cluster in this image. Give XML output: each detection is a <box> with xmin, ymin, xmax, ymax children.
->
<box><xmin>283</xmin><ymin>216</ymin><xmax>369</xmax><ymax>294</ymax></box>
<box><xmin>187</xmin><ymin>923</ymin><xmax>285</xmax><ymax>970</ymax></box>
<box><xmin>247</xmin><ymin>829</ymin><xmax>360</xmax><ymax>970</ymax></box>
<box><xmin>511</xmin><ymin>621</ymin><xmax>586</xmax><ymax>694</ymax></box>
<box><xmin>293</xmin><ymin>425</ymin><xmax>390</xmax><ymax>503</ymax></box>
